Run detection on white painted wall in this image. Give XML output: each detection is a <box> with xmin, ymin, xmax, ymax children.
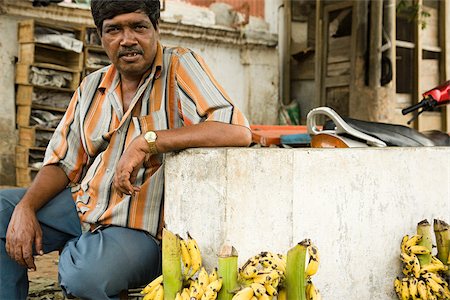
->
<box><xmin>0</xmin><ymin>15</ymin><xmax>19</xmax><ymax>185</ymax></box>
<box><xmin>165</xmin><ymin>147</ymin><xmax>450</xmax><ymax>299</ymax></box>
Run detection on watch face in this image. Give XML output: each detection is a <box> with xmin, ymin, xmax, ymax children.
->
<box><xmin>145</xmin><ymin>131</ymin><xmax>157</xmax><ymax>141</ymax></box>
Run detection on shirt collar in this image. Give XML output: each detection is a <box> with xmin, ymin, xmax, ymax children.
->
<box><xmin>98</xmin><ymin>41</ymin><xmax>164</xmax><ymax>93</ymax></box>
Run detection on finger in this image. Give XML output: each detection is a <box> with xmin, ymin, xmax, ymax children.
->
<box><xmin>13</xmin><ymin>246</ymin><xmax>27</xmax><ymax>268</ymax></box>
<box><xmin>22</xmin><ymin>245</ymin><xmax>36</xmax><ymax>270</ymax></box>
<box><xmin>5</xmin><ymin>238</ymin><xmax>12</xmax><ymax>258</ymax></box>
<box><xmin>35</xmin><ymin>229</ymin><xmax>44</xmax><ymax>256</ymax></box>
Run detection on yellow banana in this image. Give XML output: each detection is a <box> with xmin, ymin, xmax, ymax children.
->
<box><xmin>253</xmin><ymin>270</ymin><xmax>279</xmax><ymax>285</ymax></box>
<box><xmin>261</xmin><ymin>252</ymin><xmax>286</xmax><ymax>273</ymax></box>
<box><xmin>263</xmin><ymin>282</ymin><xmax>277</xmax><ymax>297</ymax></box>
<box><xmin>405</xmin><ymin>235</ymin><xmax>423</xmax><ymax>248</ymax></box>
<box><xmin>400</xmin><ymin>252</ymin><xmax>417</xmax><ymax>267</ymax></box>
<box><xmin>186</xmin><ymin>232</ymin><xmax>202</xmax><ymax>277</ymax></box>
<box><xmin>425</xmin><ymin>278</ymin><xmax>445</xmax><ymax>298</ymax></box>
<box><xmin>394</xmin><ymin>278</ymin><xmax>402</xmax><ymax>298</ymax></box>
<box><xmin>401</xmin><ymin>235</ymin><xmax>409</xmax><ymax>253</ymax></box>
<box><xmin>240</xmin><ymin>265</ymin><xmax>258</xmax><ymax>279</ymax></box>
<box><xmin>153</xmin><ymin>285</ymin><xmax>164</xmax><ymax>300</ymax></box>
<box><xmin>277</xmin><ymin>288</ymin><xmax>287</xmax><ymax>300</ymax></box>
<box><xmin>401</xmin><ymin>278</ymin><xmax>410</xmax><ymax>300</ymax></box>
<box><xmin>430</xmin><ymin>255</ymin><xmax>445</xmax><ymax>266</ymax></box>
<box><xmin>250</xmin><ymin>297</ymin><xmax>257</xmax><ymax>300</ymax></box>
<box><xmin>206</xmin><ymin>278</ymin><xmax>223</xmax><ymax>293</ymax></box>
<box><xmin>408</xmin><ymin>245</ymin><xmax>431</xmax><ymax>255</ymax></box>
<box><xmin>305</xmin><ymin>257</ymin><xmax>319</xmax><ymax>277</ymax></box>
<box><xmin>198</xmin><ymin>267</ymin><xmax>210</xmax><ymax>291</ymax></box>
<box><xmin>417</xmin><ymin>280</ymin><xmax>428</xmax><ymax>300</ymax></box>
<box><xmin>232</xmin><ymin>287</ymin><xmax>254</xmax><ymax>300</ymax></box>
<box><xmin>408</xmin><ymin>277</ymin><xmax>419</xmax><ymax>300</ymax></box>
<box><xmin>250</xmin><ymin>283</ymin><xmax>266</xmax><ymax>297</ymax></box>
<box><xmin>201</xmin><ymin>289</ymin><xmax>217</xmax><ymax>300</ymax></box>
<box><xmin>305</xmin><ymin>244</ymin><xmax>320</xmax><ymax>277</ymax></box>
<box><xmin>270</xmin><ymin>277</ymin><xmax>280</xmax><ymax>289</ymax></box>
<box><xmin>426</xmin><ymin>284</ymin><xmax>437</xmax><ymax>300</ymax></box>
<box><xmin>179</xmin><ymin>237</ymin><xmax>191</xmax><ymax>279</ymax></box>
<box><xmin>420</xmin><ymin>263</ymin><xmax>449</xmax><ymax>274</ymax></box>
<box><xmin>190</xmin><ymin>281</ymin><xmax>205</xmax><ymax>300</ymax></box>
<box><xmin>422</xmin><ymin>272</ymin><xmax>447</xmax><ymax>286</ymax></box>
<box><xmin>442</xmin><ymin>284</ymin><xmax>450</xmax><ymax>298</ymax></box>
<box><xmin>175</xmin><ymin>292</ymin><xmax>183</xmax><ymax>300</ymax></box>
<box><xmin>412</xmin><ymin>255</ymin><xmax>421</xmax><ymax>278</ymax></box>
<box><xmin>209</xmin><ymin>267</ymin><xmax>218</xmax><ymax>283</ymax></box>
<box><xmin>257</xmin><ymin>294</ymin><xmax>271</xmax><ymax>300</ymax></box>
<box><xmin>143</xmin><ymin>285</ymin><xmax>160</xmax><ymax>300</ymax></box>
<box><xmin>141</xmin><ymin>275</ymin><xmax>164</xmax><ymax>294</ymax></box>
<box><xmin>307</xmin><ymin>281</ymin><xmax>322</xmax><ymax>300</ymax></box>
<box><xmin>181</xmin><ymin>288</ymin><xmax>190</xmax><ymax>300</ymax></box>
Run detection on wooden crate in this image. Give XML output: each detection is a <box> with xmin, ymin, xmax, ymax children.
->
<box><xmin>16</xmin><ymin>85</ymin><xmax>74</xmax><ymax>107</ymax></box>
<box><xmin>15</xmin><ymin>63</ymin><xmax>80</xmax><ymax>91</ymax></box>
<box><xmin>18</xmin><ymin>19</ymin><xmax>84</xmax><ymax>44</ymax></box>
<box><xmin>18</xmin><ymin>43</ymin><xmax>84</xmax><ymax>71</ymax></box>
<box><xmin>15</xmin><ymin>145</ymin><xmax>46</xmax><ymax>169</ymax></box>
<box><xmin>16</xmin><ymin>105</ymin><xmax>32</xmax><ymax>127</ymax></box>
<box><xmin>18</xmin><ymin>126</ymin><xmax>55</xmax><ymax>148</ymax></box>
<box><xmin>15</xmin><ymin>167</ymin><xmax>38</xmax><ymax>187</ymax></box>
<box><xmin>16</xmin><ymin>104</ymin><xmax>65</xmax><ymax>128</ymax></box>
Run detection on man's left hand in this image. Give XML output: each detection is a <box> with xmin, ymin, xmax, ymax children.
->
<box><xmin>113</xmin><ymin>135</ymin><xmax>149</xmax><ymax>197</ymax></box>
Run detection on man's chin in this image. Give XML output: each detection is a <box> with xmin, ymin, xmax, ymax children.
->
<box><xmin>116</xmin><ymin>64</ymin><xmax>148</xmax><ymax>79</ymax></box>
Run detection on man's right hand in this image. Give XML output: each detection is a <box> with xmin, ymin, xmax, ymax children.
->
<box><xmin>5</xmin><ymin>202</ymin><xmax>43</xmax><ymax>270</ymax></box>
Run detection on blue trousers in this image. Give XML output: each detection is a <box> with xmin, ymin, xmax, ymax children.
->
<box><xmin>0</xmin><ymin>188</ymin><xmax>161</xmax><ymax>300</ymax></box>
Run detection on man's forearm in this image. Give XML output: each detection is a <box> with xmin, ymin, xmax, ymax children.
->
<box><xmin>155</xmin><ymin>122</ymin><xmax>252</xmax><ymax>153</ymax></box>
<box><xmin>18</xmin><ymin>164</ymin><xmax>70</xmax><ymax>212</ymax></box>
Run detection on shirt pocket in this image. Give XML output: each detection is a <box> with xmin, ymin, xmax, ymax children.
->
<box><xmin>138</xmin><ymin>110</ymin><xmax>168</xmax><ymax>132</ymax></box>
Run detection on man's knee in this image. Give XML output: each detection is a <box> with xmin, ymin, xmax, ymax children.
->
<box><xmin>0</xmin><ymin>189</ymin><xmax>26</xmax><ymax>238</ymax></box>
<box><xmin>58</xmin><ymin>248</ymin><xmax>123</xmax><ymax>299</ymax></box>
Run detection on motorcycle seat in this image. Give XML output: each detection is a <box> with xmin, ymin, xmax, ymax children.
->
<box><xmin>324</xmin><ymin>118</ymin><xmax>436</xmax><ymax>147</ymax></box>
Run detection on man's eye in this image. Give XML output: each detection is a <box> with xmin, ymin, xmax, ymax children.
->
<box><xmin>134</xmin><ymin>25</ymin><xmax>147</xmax><ymax>31</ymax></box>
<box><xmin>105</xmin><ymin>27</ymin><xmax>119</xmax><ymax>34</ymax></box>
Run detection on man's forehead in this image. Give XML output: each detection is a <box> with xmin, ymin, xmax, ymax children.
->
<box><xmin>102</xmin><ymin>11</ymin><xmax>150</xmax><ymax>26</ymax></box>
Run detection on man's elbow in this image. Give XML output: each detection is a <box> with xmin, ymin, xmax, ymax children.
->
<box><xmin>236</xmin><ymin>126</ymin><xmax>252</xmax><ymax>147</ymax></box>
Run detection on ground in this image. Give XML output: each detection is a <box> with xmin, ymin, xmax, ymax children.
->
<box><xmin>27</xmin><ymin>251</ymin><xmax>65</xmax><ymax>300</ymax></box>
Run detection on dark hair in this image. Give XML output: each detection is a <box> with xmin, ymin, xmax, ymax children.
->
<box><xmin>91</xmin><ymin>0</ymin><xmax>160</xmax><ymax>34</ymax></box>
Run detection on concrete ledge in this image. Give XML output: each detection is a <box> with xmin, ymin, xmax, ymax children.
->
<box><xmin>165</xmin><ymin>147</ymin><xmax>450</xmax><ymax>299</ymax></box>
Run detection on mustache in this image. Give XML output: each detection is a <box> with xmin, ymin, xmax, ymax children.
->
<box><xmin>118</xmin><ymin>47</ymin><xmax>144</xmax><ymax>57</ymax></box>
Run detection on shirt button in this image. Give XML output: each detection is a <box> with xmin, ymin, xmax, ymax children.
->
<box><xmin>106</xmin><ymin>168</ymin><xmax>110</xmax><ymax>173</ymax></box>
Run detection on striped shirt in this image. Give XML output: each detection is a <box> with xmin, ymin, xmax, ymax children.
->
<box><xmin>43</xmin><ymin>42</ymin><xmax>249</xmax><ymax>236</ymax></box>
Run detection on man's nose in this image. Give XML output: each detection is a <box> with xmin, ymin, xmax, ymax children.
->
<box><xmin>120</xmin><ymin>28</ymin><xmax>137</xmax><ymax>46</ymax></box>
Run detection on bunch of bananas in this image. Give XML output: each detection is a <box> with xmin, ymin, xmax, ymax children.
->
<box><xmin>175</xmin><ymin>267</ymin><xmax>223</xmax><ymax>300</ymax></box>
<box><xmin>233</xmin><ymin>251</ymin><xmax>286</xmax><ymax>299</ymax></box>
<box><xmin>180</xmin><ymin>232</ymin><xmax>203</xmax><ymax>281</ymax></box>
<box><xmin>141</xmin><ymin>232</ymin><xmax>205</xmax><ymax>300</ymax></box>
<box><xmin>394</xmin><ymin>233</ymin><xmax>450</xmax><ymax>299</ymax></box>
<box><xmin>141</xmin><ymin>275</ymin><xmax>164</xmax><ymax>300</ymax></box>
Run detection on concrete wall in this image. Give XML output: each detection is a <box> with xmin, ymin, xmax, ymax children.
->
<box><xmin>165</xmin><ymin>147</ymin><xmax>450</xmax><ymax>299</ymax></box>
<box><xmin>0</xmin><ymin>15</ymin><xmax>19</xmax><ymax>185</ymax></box>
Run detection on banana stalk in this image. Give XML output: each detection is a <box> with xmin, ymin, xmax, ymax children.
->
<box><xmin>162</xmin><ymin>228</ymin><xmax>183</xmax><ymax>300</ymax></box>
<box><xmin>217</xmin><ymin>244</ymin><xmax>238</xmax><ymax>300</ymax></box>
<box><xmin>286</xmin><ymin>239</ymin><xmax>309</xmax><ymax>300</ymax></box>
<box><xmin>417</xmin><ymin>219</ymin><xmax>433</xmax><ymax>266</ymax></box>
<box><xmin>433</xmin><ymin>219</ymin><xmax>450</xmax><ymax>277</ymax></box>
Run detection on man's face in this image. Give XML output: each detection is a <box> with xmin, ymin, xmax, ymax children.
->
<box><xmin>101</xmin><ymin>11</ymin><xmax>158</xmax><ymax>80</ymax></box>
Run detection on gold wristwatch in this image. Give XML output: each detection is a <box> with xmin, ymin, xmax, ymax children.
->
<box><xmin>143</xmin><ymin>131</ymin><xmax>158</xmax><ymax>155</ymax></box>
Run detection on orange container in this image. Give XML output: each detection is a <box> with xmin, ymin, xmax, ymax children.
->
<box><xmin>250</xmin><ymin>125</ymin><xmax>311</xmax><ymax>146</ymax></box>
